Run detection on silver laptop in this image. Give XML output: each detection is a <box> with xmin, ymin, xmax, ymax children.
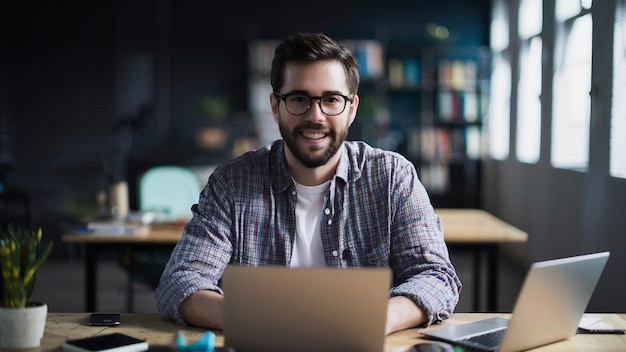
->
<box><xmin>222</xmin><ymin>265</ymin><xmax>391</xmax><ymax>352</ymax></box>
<box><xmin>421</xmin><ymin>251</ymin><xmax>610</xmax><ymax>352</ymax></box>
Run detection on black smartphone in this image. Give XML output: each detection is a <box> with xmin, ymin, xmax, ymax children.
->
<box><xmin>411</xmin><ymin>342</ymin><xmax>454</xmax><ymax>352</ymax></box>
<box><xmin>89</xmin><ymin>313</ymin><xmax>121</xmax><ymax>326</ymax></box>
<box><xmin>63</xmin><ymin>333</ymin><xmax>148</xmax><ymax>352</ymax></box>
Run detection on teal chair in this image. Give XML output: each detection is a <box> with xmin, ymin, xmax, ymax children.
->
<box><xmin>138</xmin><ymin>165</ymin><xmax>203</xmax><ymax>222</ymax></box>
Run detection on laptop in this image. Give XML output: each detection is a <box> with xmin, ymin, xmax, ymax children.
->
<box><xmin>221</xmin><ymin>265</ymin><xmax>391</xmax><ymax>352</ymax></box>
<box><xmin>421</xmin><ymin>251</ymin><xmax>610</xmax><ymax>352</ymax></box>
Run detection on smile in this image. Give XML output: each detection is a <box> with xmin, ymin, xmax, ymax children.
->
<box><xmin>301</xmin><ymin>131</ymin><xmax>326</xmax><ymax>140</ymax></box>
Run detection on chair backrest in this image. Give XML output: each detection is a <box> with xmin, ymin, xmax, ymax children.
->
<box><xmin>138</xmin><ymin>165</ymin><xmax>203</xmax><ymax>222</ymax></box>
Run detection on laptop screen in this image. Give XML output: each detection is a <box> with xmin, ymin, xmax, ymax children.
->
<box><xmin>222</xmin><ymin>266</ymin><xmax>392</xmax><ymax>352</ymax></box>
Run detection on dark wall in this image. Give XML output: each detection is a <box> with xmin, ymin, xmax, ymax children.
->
<box><xmin>2</xmin><ymin>2</ymin><xmax>117</xmax><ymax>236</ymax></box>
<box><xmin>1</xmin><ymin>0</ymin><xmax>490</xmax><ymax>258</ymax></box>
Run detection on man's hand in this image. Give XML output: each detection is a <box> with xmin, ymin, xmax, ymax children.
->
<box><xmin>385</xmin><ymin>295</ymin><xmax>427</xmax><ymax>335</ymax></box>
<box><xmin>179</xmin><ymin>290</ymin><xmax>224</xmax><ymax>330</ymax></box>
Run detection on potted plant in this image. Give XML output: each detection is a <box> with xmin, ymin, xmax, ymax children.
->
<box><xmin>0</xmin><ymin>224</ymin><xmax>53</xmax><ymax>349</ymax></box>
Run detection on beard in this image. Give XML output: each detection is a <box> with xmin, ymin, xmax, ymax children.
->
<box><xmin>278</xmin><ymin>119</ymin><xmax>348</xmax><ymax>169</ymax></box>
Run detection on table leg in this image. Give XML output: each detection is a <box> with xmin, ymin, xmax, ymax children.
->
<box><xmin>472</xmin><ymin>249</ymin><xmax>482</xmax><ymax>311</ymax></box>
<box><xmin>487</xmin><ymin>244</ymin><xmax>499</xmax><ymax>311</ymax></box>
<box><xmin>451</xmin><ymin>244</ymin><xmax>500</xmax><ymax>312</ymax></box>
<box><xmin>85</xmin><ymin>244</ymin><xmax>97</xmax><ymax>312</ymax></box>
<box><xmin>126</xmin><ymin>246</ymin><xmax>135</xmax><ymax>312</ymax></box>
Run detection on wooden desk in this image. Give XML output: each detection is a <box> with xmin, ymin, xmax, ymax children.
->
<box><xmin>33</xmin><ymin>313</ymin><xmax>626</xmax><ymax>352</ymax></box>
<box><xmin>437</xmin><ymin>209</ymin><xmax>528</xmax><ymax>312</ymax></box>
<box><xmin>62</xmin><ymin>209</ymin><xmax>527</xmax><ymax>313</ymax></box>
<box><xmin>62</xmin><ymin>226</ymin><xmax>183</xmax><ymax>312</ymax></box>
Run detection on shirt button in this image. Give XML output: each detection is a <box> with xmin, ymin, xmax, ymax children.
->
<box><xmin>327</xmin><ymin>219</ymin><xmax>332</xmax><ymax>226</ymax></box>
<box><xmin>332</xmin><ymin>250</ymin><xmax>338</xmax><ymax>257</ymax></box>
<box><xmin>292</xmin><ymin>190</ymin><xmax>297</xmax><ymax>196</ymax></box>
<box><xmin>324</xmin><ymin>208</ymin><xmax>331</xmax><ymax>215</ymax></box>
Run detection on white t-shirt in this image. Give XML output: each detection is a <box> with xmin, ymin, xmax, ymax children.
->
<box><xmin>290</xmin><ymin>179</ymin><xmax>330</xmax><ymax>267</ymax></box>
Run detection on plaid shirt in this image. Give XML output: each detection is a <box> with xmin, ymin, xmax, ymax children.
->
<box><xmin>155</xmin><ymin>140</ymin><xmax>461</xmax><ymax>326</ymax></box>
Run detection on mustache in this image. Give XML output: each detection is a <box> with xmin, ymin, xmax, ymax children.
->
<box><xmin>295</xmin><ymin>122</ymin><xmax>327</xmax><ymax>132</ymax></box>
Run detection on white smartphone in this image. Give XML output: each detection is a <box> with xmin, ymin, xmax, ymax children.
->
<box><xmin>63</xmin><ymin>333</ymin><xmax>148</xmax><ymax>352</ymax></box>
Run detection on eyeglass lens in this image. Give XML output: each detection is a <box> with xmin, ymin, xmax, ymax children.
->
<box><xmin>284</xmin><ymin>94</ymin><xmax>348</xmax><ymax>116</ymax></box>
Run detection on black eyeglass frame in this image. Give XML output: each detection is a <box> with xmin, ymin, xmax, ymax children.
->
<box><xmin>273</xmin><ymin>92</ymin><xmax>354</xmax><ymax>116</ymax></box>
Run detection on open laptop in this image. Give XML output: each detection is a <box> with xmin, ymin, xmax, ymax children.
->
<box><xmin>221</xmin><ymin>265</ymin><xmax>391</xmax><ymax>352</ymax></box>
<box><xmin>421</xmin><ymin>251</ymin><xmax>610</xmax><ymax>352</ymax></box>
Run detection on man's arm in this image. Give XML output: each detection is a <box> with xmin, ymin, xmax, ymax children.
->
<box><xmin>155</xmin><ymin>167</ymin><xmax>234</xmax><ymax>325</ymax></box>
<box><xmin>178</xmin><ymin>290</ymin><xmax>225</xmax><ymax>330</ymax></box>
<box><xmin>385</xmin><ymin>296</ymin><xmax>426</xmax><ymax>335</ymax></box>
<box><xmin>387</xmin><ymin>159</ymin><xmax>462</xmax><ymax>328</ymax></box>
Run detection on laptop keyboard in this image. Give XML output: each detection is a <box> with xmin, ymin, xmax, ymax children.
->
<box><xmin>457</xmin><ymin>329</ymin><xmax>506</xmax><ymax>351</ymax></box>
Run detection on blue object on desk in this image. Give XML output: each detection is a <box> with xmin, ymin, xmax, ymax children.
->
<box><xmin>175</xmin><ymin>331</ymin><xmax>215</xmax><ymax>352</ymax></box>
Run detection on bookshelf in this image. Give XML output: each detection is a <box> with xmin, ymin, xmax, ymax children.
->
<box><xmin>387</xmin><ymin>47</ymin><xmax>490</xmax><ymax>208</ymax></box>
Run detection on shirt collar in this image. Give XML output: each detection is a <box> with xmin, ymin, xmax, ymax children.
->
<box><xmin>337</xmin><ymin>141</ymin><xmax>364</xmax><ymax>184</ymax></box>
<box><xmin>269</xmin><ymin>140</ymin><xmax>364</xmax><ymax>193</ymax></box>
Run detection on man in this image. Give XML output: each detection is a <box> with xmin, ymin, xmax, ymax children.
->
<box><xmin>155</xmin><ymin>32</ymin><xmax>461</xmax><ymax>335</ymax></box>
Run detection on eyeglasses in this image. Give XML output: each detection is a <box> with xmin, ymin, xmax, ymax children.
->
<box><xmin>273</xmin><ymin>92</ymin><xmax>354</xmax><ymax>116</ymax></box>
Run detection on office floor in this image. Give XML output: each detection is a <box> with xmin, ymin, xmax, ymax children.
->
<box><xmin>32</xmin><ymin>251</ymin><xmax>526</xmax><ymax>314</ymax></box>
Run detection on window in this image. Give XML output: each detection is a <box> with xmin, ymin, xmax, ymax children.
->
<box><xmin>491</xmin><ymin>0</ymin><xmax>509</xmax><ymax>52</ymax></box>
<box><xmin>516</xmin><ymin>0</ymin><xmax>543</xmax><ymax>164</ymax></box>
<box><xmin>611</xmin><ymin>0</ymin><xmax>626</xmax><ymax>178</ymax></box>
<box><xmin>551</xmin><ymin>0</ymin><xmax>593</xmax><ymax>170</ymax></box>
<box><xmin>488</xmin><ymin>0</ymin><xmax>510</xmax><ymax>160</ymax></box>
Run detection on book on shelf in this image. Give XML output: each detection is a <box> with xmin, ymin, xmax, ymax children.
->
<box><xmin>420</xmin><ymin>126</ymin><xmax>437</xmax><ymax>160</ymax></box>
<box><xmin>419</xmin><ymin>126</ymin><xmax>482</xmax><ymax>161</ymax></box>
<box><xmin>345</xmin><ymin>40</ymin><xmax>384</xmax><ymax>79</ymax></box>
<box><xmin>437</xmin><ymin>128</ymin><xmax>451</xmax><ymax>160</ymax></box>
<box><xmin>388</xmin><ymin>58</ymin><xmax>421</xmax><ymax>88</ymax></box>
<box><xmin>388</xmin><ymin>59</ymin><xmax>404</xmax><ymax>88</ymax></box>
<box><xmin>451</xmin><ymin>128</ymin><xmax>466</xmax><ymax>155</ymax></box>
<box><xmin>419</xmin><ymin>163</ymin><xmax>449</xmax><ymax>193</ymax></box>
<box><xmin>466</xmin><ymin>126</ymin><xmax>482</xmax><ymax>160</ymax></box>
<box><xmin>403</xmin><ymin>58</ymin><xmax>421</xmax><ymax>87</ymax></box>
<box><xmin>437</xmin><ymin>59</ymin><xmax>478</xmax><ymax>91</ymax></box>
<box><xmin>437</xmin><ymin>91</ymin><xmax>454</xmax><ymax>120</ymax></box>
<box><xmin>464</xmin><ymin>92</ymin><xmax>479</xmax><ymax>122</ymax></box>
<box><xmin>437</xmin><ymin>91</ymin><xmax>480</xmax><ymax>122</ymax></box>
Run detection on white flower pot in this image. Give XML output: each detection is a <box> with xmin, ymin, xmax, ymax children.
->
<box><xmin>0</xmin><ymin>302</ymin><xmax>48</xmax><ymax>349</ymax></box>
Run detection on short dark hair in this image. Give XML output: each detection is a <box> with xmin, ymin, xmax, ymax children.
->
<box><xmin>270</xmin><ymin>32</ymin><xmax>360</xmax><ymax>95</ymax></box>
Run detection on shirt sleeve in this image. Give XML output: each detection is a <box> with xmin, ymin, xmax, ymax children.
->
<box><xmin>387</xmin><ymin>159</ymin><xmax>462</xmax><ymax>326</ymax></box>
<box><xmin>154</xmin><ymin>170</ymin><xmax>233</xmax><ymax>325</ymax></box>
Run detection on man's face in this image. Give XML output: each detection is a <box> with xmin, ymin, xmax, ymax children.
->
<box><xmin>270</xmin><ymin>60</ymin><xmax>359</xmax><ymax>169</ymax></box>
